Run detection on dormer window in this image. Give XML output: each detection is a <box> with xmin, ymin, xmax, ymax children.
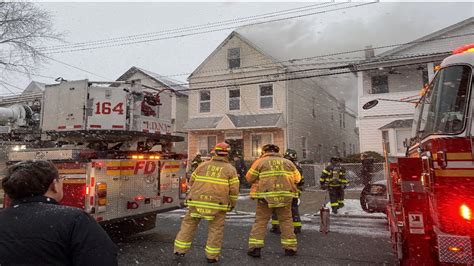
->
<box><xmin>228</xmin><ymin>48</ymin><xmax>240</xmax><ymax>69</ymax></box>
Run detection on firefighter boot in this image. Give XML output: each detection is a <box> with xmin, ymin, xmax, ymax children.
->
<box><xmin>332</xmin><ymin>207</ymin><xmax>338</xmax><ymax>214</ymax></box>
<box><xmin>247</xmin><ymin>248</ymin><xmax>261</xmax><ymax>258</ymax></box>
<box><xmin>207</xmin><ymin>258</ymin><xmax>218</xmax><ymax>263</ymax></box>
<box><xmin>294</xmin><ymin>227</ymin><xmax>301</xmax><ymax>234</ymax></box>
<box><xmin>285</xmin><ymin>249</ymin><xmax>297</xmax><ymax>256</ymax></box>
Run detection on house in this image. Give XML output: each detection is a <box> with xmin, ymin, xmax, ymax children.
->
<box><xmin>357</xmin><ymin>17</ymin><xmax>474</xmax><ymax>156</ymax></box>
<box><xmin>116</xmin><ymin>67</ymin><xmax>188</xmax><ymax>154</ymax></box>
<box><xmin>185</xmin><ymin>31</ymin><xmax>359</xmax><ymax>162</ymax></box>
<box><xmin>22</xmin><ymin>81</ymin><xmax>45</xmax><ymax>95</ymax></box>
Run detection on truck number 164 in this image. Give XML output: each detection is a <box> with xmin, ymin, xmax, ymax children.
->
<box><xmin>95</xmin><ymin>102</ymin><xmax>124</xmax><ymax>115</ymax></box>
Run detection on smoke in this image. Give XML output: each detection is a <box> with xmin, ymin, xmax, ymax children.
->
<box><xmin>237</xmin><ymin>2</ymin><xmax>474</xmax><ymax>112</ymax></box>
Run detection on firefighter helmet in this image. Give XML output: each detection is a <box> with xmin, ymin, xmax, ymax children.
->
<box><xmin>214</xmin><ymin>142</ymin><xmax>230</xmax><ymax>156</ymax></box>
<box><xmin>330</xmin><ymin>156</ymin><xmax>341</xmax><ymax>163</ymax></box>
<box><xmin>262</xmin><ymin>144</ymin><xmax>280</xmax><ymax>154</ymax></box>
<box><xmin>284</xmin><ymin>149</ymin><xmax>297</xmax><ymax>161</ymax></box>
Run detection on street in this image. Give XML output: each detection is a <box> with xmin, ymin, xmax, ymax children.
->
<box><xmin>117</xmin><ymin>189</ymin><xmax>397</xmax><ymax>265</ymax></box>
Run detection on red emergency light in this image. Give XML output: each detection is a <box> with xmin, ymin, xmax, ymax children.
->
<box><xmin>460</xmin><ymin>204</ymin><xmax>472</xmax><ymax>221</ymax></box>
<box><xmin>453</xmin><ymin>44</ymin><xmax>474</xmax><ymax>54</ymax></box>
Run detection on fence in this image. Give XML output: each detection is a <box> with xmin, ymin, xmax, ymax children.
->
<box><xmin>301</xmin><ymin>163</ymin><xmax>385</xmax><ymax>188</ymax></box>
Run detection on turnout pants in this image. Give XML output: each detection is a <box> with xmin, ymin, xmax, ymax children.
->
<box><xmin>174</xmin><ymin>207</ymin><xmax>226</xmax><ymax>260</ymax></box>
<box><xmin>271</xmin><ymin>198</ymin><xmax>302</xmax><ymax>231</ymax></box>
<box><xmin>249</xmin><ymin>199</ymin><xmax>297</xmax><ymax>251</ymax></box>
<box><xmin>328</xmin><ymin>187</ymin><xmax>345</xmax><ymax>209</ymax></box>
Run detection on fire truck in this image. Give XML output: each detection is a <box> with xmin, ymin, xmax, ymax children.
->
<box><xmin>364</xmin><ymin>44</ymin><xmax>474</xmax><ymax>264</ymax></box>
<box><xmin>0</xmin><ymin>79</ymin><xmax>188</xmax><ymax>235</ymax></box>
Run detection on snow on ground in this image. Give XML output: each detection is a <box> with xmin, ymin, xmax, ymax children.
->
<box><xmin>309</xmin><ymin>199</ymin><xmax>386</xmax><ymax>218</ymax></box>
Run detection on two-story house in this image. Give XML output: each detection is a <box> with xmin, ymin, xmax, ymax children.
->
<box><xmin>357</xmin><ymin>17</ymin><xmax>474</xmax><ymax>156</ymax></box>
<box><xmin>117</xmin><ymin>66</ymin><xmax>188</xmax><ymax>154</ymax></box>
<box><xmin>185</xmin><ymin>31</ymin><xmax>359</xmax><ymax>162</ymax></box>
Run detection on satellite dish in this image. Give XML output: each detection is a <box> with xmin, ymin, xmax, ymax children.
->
<box><xmin>362</xmin><ymin>99</ymin><xmax>379</xmax><ymax>110</ymax></box>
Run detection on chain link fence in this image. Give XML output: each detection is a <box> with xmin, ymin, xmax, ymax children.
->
<box><xmin>301</xmin><ymin>163</ymin><xmax>385</xmax><ymax>188</ymax></box>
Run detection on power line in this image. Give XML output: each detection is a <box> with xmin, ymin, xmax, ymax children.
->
<box><xmin>35</xmin><ymin>2</ymin><xmax>376</xmax><ymax>55</ymax></box>
<box><xmin>43</xmin><ymin>55</ymin><xmax>111</xmax><ymax>80</ymax></box>
<box><xmin>0</xmin><ymin>80</ymin><xmax>24</xmax><ymax>94</ymax></box>
<box><xmin>37</xmin><ymin>2</ymin><xmax>337</xmax><ymax>52</ymax></box>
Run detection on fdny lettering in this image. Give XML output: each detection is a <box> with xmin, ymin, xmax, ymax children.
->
<box><xmin>205</xmin><ymin>165</ymin><xmax>223</xmax><ymax>177</ymax></box>
<box><xmin>134</xmin><ymin>161</ymin><xmax>157</xmax><ymax>174</ymax></box>
<box><xmin>270</xmin><ymin>160</ymin><xmax>283</xmax><ymax>171</ymax></box>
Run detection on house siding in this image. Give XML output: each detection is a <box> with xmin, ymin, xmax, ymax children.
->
<box><xmin>288</xmin><ymin>78</ymin><xmax>359</xmax><ymax>162</ymax></box>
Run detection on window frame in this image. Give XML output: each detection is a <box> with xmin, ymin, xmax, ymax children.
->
<box><xmin>198</xmin><ymin>135</ymin><xmax>217</xmax><ymax>156</ymax></box>
<box><xmin>259</xmin><ymin>84</ymin><xmax>274</xmax><ymax>109</ymax></box>
<box><xmin>227</xmin><ymin>87</ymin><xmax>241</xmax><ymax>111</ymax></box>
<box><xmin>371</xmin><ymin>75</ymin><xmax>389</xmax><ymax>94</ymax></box>
<box><xmin>199</xmin><ymin>90</ymin><xmax>211</xmax><ymax>113</ymax></box>
<box><xmin>228</xmin><ymin>47</ymin><xmax>241</xmax><ymax>69</ymax></box>
<box><xmin>250</xmin><ymin>133</ymin><xmax>273</xmax><ymax>157</ymax></box>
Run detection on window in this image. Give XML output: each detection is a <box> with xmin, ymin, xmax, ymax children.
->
<box><xmin>417</xmin><ymin>65</ymin><xmax>471</xmax><ymax>138</ymax></box>
<box><xmin>342</xmin><ymin>113</ymin><xmax>345</xmax><ymax>128</ymax></box>
<box><xmin>371</xmin><ymin>75</ymin><xmax>389</xmax><ymax>94</ymax></box>
<box><xmin>382</xmin><ymin>130</ymin><xmax>390</xmax><ymax>154</ymax></box>
<box><xmin>228</xmin><ymin>88</ymin><xmax>240</xmax><ymax>111</ymax></box>
<box><xmin>331</xmin><ymin>109</ymin><xmax>334</xmax><ymax>121</ymax></box>
<box><xmin>302</xmin><ymin>137</ymin><xmax>308</xmax><ymax>159</ymax></box>
<box><xmin>343</xmin><ymin>142</ymin><xmax>346</xmax><ymax>157</ymax></box>
<box><xmin>312</xmin><ymin>97</ymin><xmax>316</xmax><ymax>118</ymax></box>
<box><xmin>259</xmin><ymin>84</ymin><xmax>273</xmax><ymax>109</ymax></box>
<box><xmin>339</xmin><ymin>113</ymin><xmax>343</xmax><ymax>128</ymax></box>
<box><xmin>251</xmin><ymin>133</ymin><xmax>272</xmax><ymax>157</ymax></box>
<box><xmin>199</xmin><ymin>90</ymin><xmax>211</xmax><ymax>113</ymax></box>
<box><xmin>396</xmin><ymin>129</ymin><xmax>411</xmax><ymax>154</ymax></box>
<box><xmin>198</xmin><ymin>135</ymin><xmax>217</xmax><ymax>156</ymax></box>
<box><xmin>228</xmin><ymin>48</ymin><xmax>240</xmax><ymax>69</ymax></box>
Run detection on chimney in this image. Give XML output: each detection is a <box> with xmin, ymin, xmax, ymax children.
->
<box><xmin>364</xmin><ymin>45</ymin><xmax>374</xmax><ymax>59</ymax></box>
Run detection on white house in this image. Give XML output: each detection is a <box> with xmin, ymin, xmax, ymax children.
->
<box><xmin>357</xmin><ymin>17</ymin><xmax>474</xmax><ymax>156</ymax></box>
<box><xmin>185</xmin><ymin>31</ymin><xmax>359</xmax><ymax>162</ymax></box>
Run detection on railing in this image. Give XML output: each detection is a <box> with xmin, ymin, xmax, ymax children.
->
<box><xmin>301</xmin><ymin>163</ymin><xmax>385</xmax><ymax>188</ymax></box>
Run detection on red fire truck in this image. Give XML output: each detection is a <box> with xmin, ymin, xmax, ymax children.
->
<box><xmin>0</xmin><ymin>79</ymin><xmax>188</xmax><ymax>235</ymax></box>
<box><xmin>366</xmin><ymin>44</ymin><xmax>474</xmax><ymax>264</ymax></box>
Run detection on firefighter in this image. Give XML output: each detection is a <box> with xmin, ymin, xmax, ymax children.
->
<box><xmin>270</xmin><ymin>149</ymin><xmax>304</xmax><ymax>234</ymax></box>
<box><xmin>174</xmin><ymin>142</ymin><xmax>240</xmax><ymax>263</ymax></box>
<box><xmin>320</xmin><ymin>156</ymin><xmax>349</xmax><ymax>214</ymax></box>
<box><xmin>246</xmin><ymin>144</ymin><xmax>301</xmax><ymax>258</ymax></box>
<box><xmin>360</xmin><ymin>153</ymin><xmax>374</xmax><ymax>186</ymax></box>
<box><xmin>189</xmin><ymin>153</ymin><xmax>203</xmax><ymax>172</ymax></box>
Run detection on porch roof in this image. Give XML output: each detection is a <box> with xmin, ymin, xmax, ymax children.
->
<box><xmin>183</xmin><ymin>116</ymin><xmax>223</xmax><ymax>130</ymax></box>
<box><xmin>379</xmin><ymin>119</ymin><xmax>413</xmax><ymax>130</ymax></box>
<box><xmin>227</xmin><ymin>113</ymin><xmax>282</xmax><ymax>128</ymax></box>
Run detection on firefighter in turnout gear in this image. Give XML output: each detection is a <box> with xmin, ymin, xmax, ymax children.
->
<box><xmin>190</xmin><ymin>153</ymin><xmax>203</xmax><ymax>172</ymax></box>
<box><xmin>270</xmin><ymin>149</ymin><xmax>304</xmax><ymax>234</ymax></box>
<box><xmin>246</xmin><ymin>144</ymin><xmax>302</xmax><ymax>258</ymax></box>
<box><xmin>174</xmin><ymin>143</ymin><xmax>240</xmax><ymax>263</ymax></box>
<box><xmin>320</xmin><ymin>156</ymin><xmax>348</xmax><ymax>214</ymax></box>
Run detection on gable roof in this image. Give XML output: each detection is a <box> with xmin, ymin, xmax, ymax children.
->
<box><xmin>188</xmin><ymin>31</ymin><xmax>285</xmax><ymax>79</ymax></box>
<box><xmin>378</xmin><ymin>17</ymin><xmax>474</xmax><ymax>58</ymax></box>
<box><xmin>117</xmin><ymin>66</ymin><xmax>188</xmax><ymax>95</ymax></box>
<box><xmin>22</xmin><ymin>81</ymin><xmax>45</xmax><ymax>95</ymax></box>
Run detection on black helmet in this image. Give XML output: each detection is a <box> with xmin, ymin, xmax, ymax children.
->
<box><xmin>284</xmin><ymin>149</ymin><xmax>297</xmax><ymax>161</ymax></box>
<box><xmin>330</xmin><ymin>156</ymin><xmax>341</xmax><ymax>163</ymax></box>
<box><xmin>261</xmin><ymin>144</ymin><xmax>280</xmax><ymax>154</ymax></box>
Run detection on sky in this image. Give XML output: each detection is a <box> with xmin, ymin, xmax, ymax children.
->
<box><xmin>1</xmin><ymin>1</ymin><xmax>473</xmax><ymax>112</ymax></box>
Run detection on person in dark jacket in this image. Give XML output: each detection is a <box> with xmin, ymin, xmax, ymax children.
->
<box><xmin>0</xmin><ymin>160</ymin><xmax>118</xmax><ymax>265</ymax></box>
<box><xmin>320</xmin><ymin>156</ymin><xmax>349</xmax><ymax>214</ymax></box>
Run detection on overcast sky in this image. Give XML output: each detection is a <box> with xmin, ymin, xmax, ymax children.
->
<box><xmin>1</xmin><ymin>1</ymin><xmax>473</xmax><ymax>111</ymax></box>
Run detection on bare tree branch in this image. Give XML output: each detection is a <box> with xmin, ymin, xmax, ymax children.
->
<box><xmin>0</xmin><ymin>1</ymin><xmax>63</xmax><ymax>75</ymax></box>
